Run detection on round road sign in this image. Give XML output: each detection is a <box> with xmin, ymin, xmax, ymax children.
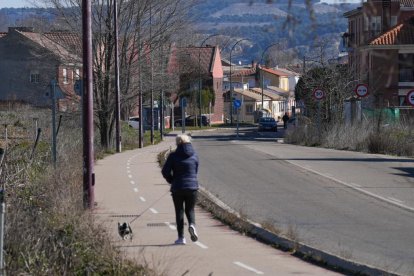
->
<box><xmin>355</xmin><ymin>84</ymin><xmax>369</xmax><ymax>97</ymax></box>
<box><xmin>312</xmin><ymin>88</ymin><xmax>325</xmax><ymax>100</ymax></box>
<box><xmin>233</xmin><ymin>99</ymin><xmax>241</xmax><ymax>109</ymax></box>
<box><xmin>407</xmin><ymin>90</ymin><xmax>414</xmax><ymax>107</ymax></box>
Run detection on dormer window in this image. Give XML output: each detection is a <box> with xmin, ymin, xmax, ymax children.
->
<box><xmin>30</xmin><ymin>71</ymin><xmax>40</xmax><ymax>83</ymax></box>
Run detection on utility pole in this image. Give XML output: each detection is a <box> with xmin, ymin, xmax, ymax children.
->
<box><xmin>82</xmin><ymin>0</ymin><xmax>95</xmax><ymax>209</ymax></box>
<box><xmin>114</xmin><ymin>0</ymin><xmax>121</xmax><ymax>153</ymax></box>
<box><xmin>150</xmin><ymin>4</ymin><xmax>154</xmax><ymax>145</ymax></box>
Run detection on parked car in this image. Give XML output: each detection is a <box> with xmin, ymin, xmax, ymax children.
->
<box><xmin>174</xmin><ymin>115</ymin><xmax>209</xmax><ymax>127</ymax></box>
<box><xmin>128</xmin><ymin>117</ymin><xmax>140</xmax><ymax>129</ymax></box>
<box><xmin>258</xmin><ymin>117</ymin><xmax>278</xmax><ymax>132</ymax></box>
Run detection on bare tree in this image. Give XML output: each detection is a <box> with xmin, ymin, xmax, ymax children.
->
<box><xmin>36</xmin><ymin>0</ymin><xmax>194</xmax><ymax>149</ymax></box>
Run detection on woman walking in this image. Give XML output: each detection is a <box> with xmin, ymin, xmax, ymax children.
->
<box><xmin>162</xmin><ymin>134</ymin><xmax>199</xmax><ymax>245</ymax></box>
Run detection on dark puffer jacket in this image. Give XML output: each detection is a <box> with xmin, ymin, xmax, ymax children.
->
<box><xmin>162</xmin><ymin>143</ymin><xmax>199</xmax><ymax>191</ymax></box>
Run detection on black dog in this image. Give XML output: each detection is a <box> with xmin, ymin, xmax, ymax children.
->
<box><xmin>118</xmin><ymin>222</ymin><xmax>133</xmax><ymax>240</ymax></box>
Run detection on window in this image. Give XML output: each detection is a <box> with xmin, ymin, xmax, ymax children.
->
<box><xmin>371</xmin><ymin>16</ymin><xmax>381</xmax><ymax>35</ymax></box>
<box><xmin>30</xmin><ymin>71</ymin><xmax>40</xmax><ymax>83</ymax></box>
<box><xmin>391</xmin><ymin>16</ymin><xmax>397</xmax><ymax>27</ymax></box>
<box><xmin>63</xmin><ymin>68</ymin><xmax>68</xmax><ymax>84</ymax></box>
<box><xmin>399</xmin><ymin>53</ymin><xmax>414</xmax><ymax>82</ymax></box>
<box><xmin>245</xmin><ymin>104</ymin><xmax>253</xmax><ymax>114</ymax></box>
<box><xmin>75</xmin><ymin>69</ymin><xmax>80</xmax><ymax>80</ymax></box>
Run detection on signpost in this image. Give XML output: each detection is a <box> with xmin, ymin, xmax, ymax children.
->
<box><xmin>233</xmin><ymin>99</ymin><xmax>241</xmax><ymax>138</ymax></box>
<box><xmin>355</xmin><ymin>84</ymin><xmax>369</xmax><ymax>98</ymax></box>
<box><xmin>312</xmin><ymin>88</ymin><xmax>325</xmax><ymax>100</ymax></box>
<box><xmin>180</xmin><ymin>97</ymin><xmax>187</xmax><ymax>134</ymax></box>
<box><xmin>407</xmin><ymin>90</ymin><xmax>414</xmax><ymax>107</ymax></box>
<box><xmin>312</xmin><ymin>88</ymin><xmax>325</xmax><ymax>140</ymax></box>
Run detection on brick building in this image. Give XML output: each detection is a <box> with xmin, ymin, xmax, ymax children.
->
<box><xmin>344</xmin><ymin>0</ymin><xmax>414</xmax><ymax>109</ymax></box>
<box><xmin>168</xmin><ymin>45</ymin><xmax>224</xmax><ymax>123</ymax></box>
<box><xmin>0</xmin><ymin>27</ymin><xmax>81</xmax><ymax>111</ymax></box>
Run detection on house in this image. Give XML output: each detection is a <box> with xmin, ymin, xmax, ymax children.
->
<box><xmin>343</xmin><ymin>0</ymin><xmax>414</xmax><ymax>111</ymax></box>
<box><xmin>168</xmin><ymin>45</ymin><xmax>224</xmax><ymax>123</ymax></box>
<box><xmin>0</xmin><ymin>27</ymin><xmax>82</xmax><ymax>111</ymax></box>
<box><xmin>223</xmin><ymin>61</ymin><xmax>298</xmax><ymax>122</ymax></box>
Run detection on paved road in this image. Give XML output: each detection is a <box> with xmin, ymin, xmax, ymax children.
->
<box><xmin>192</xmin><ymin>127</ymin><xmax>414</xmax><ymax>276</ymax></box>
<box><xmin>94</xmin><ymin>132</ymin><xmax>341</xmax><ymax>276</ymax></box>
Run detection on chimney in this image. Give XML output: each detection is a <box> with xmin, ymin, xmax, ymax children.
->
<box><xmin>251</xmin><ymin>60</ymin><xmax>257</xmax><ymax>68</ymax></box>
<box><xmin>382</xmin><ymin>0</ymin><xmax>391</xmax><ymax>32</ymax></box>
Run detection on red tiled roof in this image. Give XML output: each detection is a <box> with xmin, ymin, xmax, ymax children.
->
<box><xmin>172</xmin><ymin>46</ymin><xmax>217</xmax><ymax>75</ymax></box>
<box><xmin>17</xmin><ymin>30</ymin><xmax>80</xmax><ymax>62</ymax></box>
<box><xmin>400</xmin><ymin>0</ymin><xmax>414</xmax><ymax>7</ymax></box>
<box><xmin>260</xmin><ymin>67</ymin><xmax>290</xmax><ymax>77</ymax></box>
<box><xmin>232</xmin><ymin>67</ymin><xmax>256</xmax><ymax>77</ymax></box>
<box><xmin>44</xmin><ymin>32</ymin><xmax>81</xmax><ymax>52</ymax></box>
<box><xmin>369</xmin><ymin>18</ymin><xmax>414</xmax><ymax>45</ymax></box>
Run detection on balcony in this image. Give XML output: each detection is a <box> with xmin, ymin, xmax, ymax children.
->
<box><xmin>399</xmin><ymin>68</ymin><xmax>414</xmax><ymax>83</ymax></box>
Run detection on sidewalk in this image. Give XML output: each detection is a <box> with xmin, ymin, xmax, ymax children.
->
<box><xmin>94</xmin><ymin>132</ymin><xmax>341</xmax><ymax>275</ymax></box>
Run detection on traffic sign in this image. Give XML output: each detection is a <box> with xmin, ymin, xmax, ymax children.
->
<box><xmin>407</xmin><ymin>90</ymin><xmax>414</xmax><ymax>106</ymax></box>
<box><xmin>312</xmin><ymin>88</ymin><xmax>325</xmax><ymax>100</ymax></box>
<box><xmin>180</xmin><ymin>97</ymin><xmax>187</xmax><ymax>108</ymax></box>
<box><xmin>233</xmin><ymin>99</ymin><xmax>241</xmax><ymax>109</ymax></box>
<box><xmin>355</xmin><ymin>84</ymin><xmax>369</xmax><ymax>98</ymax></box>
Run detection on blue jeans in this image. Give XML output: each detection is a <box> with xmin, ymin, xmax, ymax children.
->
<box><xmin>172</xmin><ymin>190</ymin><xmax>198</xmax><ymax>238</ymax></box>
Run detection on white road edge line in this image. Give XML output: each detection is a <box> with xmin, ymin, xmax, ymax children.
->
<box><xmin>287</xmin><ymin>160</ymin><xmax>414</xmax><ymax>213</ymax></box>
<box><xmin>139</xmin><ymin>196</ymin><xmax>146</xmax><ymax>202</ymax></box>
<box><xmin>149</xmin><ymin>208</ymin><xmax>158</xmax><ymax>214</ymax></box>
<box><xmin>165</xmin><ymin>222</ymin><xmax>176</xmax><ymax>230</ymax></box>
<box><xmin>233</xmin><ymin>261</ymin><xmax>264</xmax><ymax>275</ymax></box>
<box><xmin>388</xmin><ymin>197</ymin><xmax>404</xmax><ymax>204</ymax></box>
<box><xmin>195</xmin><ymin>241</ymin><xmax>208</xmax><ymax>249</ymax></box>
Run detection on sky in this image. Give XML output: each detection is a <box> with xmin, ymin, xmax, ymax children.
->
<box><xmin>0</xmin><ymin>0</ymin><xmax>34</xmax><ymax>8</ymax></box>
<box><xmin>0</xmin><ymin>0</ymin><xmax>362</xmax><ymax>9</ymax></box>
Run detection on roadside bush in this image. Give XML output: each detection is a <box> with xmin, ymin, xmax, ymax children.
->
<box><xmin>1</xmin><ymin>109</ymin><xmax>153</xmax><ymax>275</ymax></box>
<box><xmin>285</xmin><ymin>117</ymin><xmax>414</xmax><ymax>157</ymax></box>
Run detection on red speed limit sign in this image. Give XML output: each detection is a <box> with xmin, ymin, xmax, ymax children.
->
<box><xmin>312</xmin><ymin>88</ymin><xmax>325</xmax><ymax>100</ymax></box>
<box><xmin>355</xmin><ymin>84</ymin><xmax>369</xmax><ymax>97</ymax></box>
<box><xmin>407</xmin><ymin>90</ymin><xmax>414</xmax><ymax>106</ymax></box>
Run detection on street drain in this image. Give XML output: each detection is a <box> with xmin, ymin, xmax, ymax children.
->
<box><xmin>110</xmin><ymin>214</ymin><xmax>140</xmax><ymax>218</ymax></box>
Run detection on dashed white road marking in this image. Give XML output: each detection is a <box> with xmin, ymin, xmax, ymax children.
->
<box><xmin>127</xmin><ymin>166</ymin><xmax>130</xmax><ymax>169</ymax></box>
<box><xmin>127</xmin><ymin>170</ymin><xmax>131</xmax><ymax>174</ymax></box>
<box><xmin>128</xmin><ymin>174</ymin><xmax>133</xmax><ymax>178</ymax></box>
<box><xmin>233</xmin><ymin>261</ymin><xmax>264</xmax><ymax>275</ymax></box>
<box><xmin>133</xmin><ymin>188</ymin><xmax>139</xmax><ymax>193</ymax></box>
<box><xmin>130</xmin><ymin>180</ymin><xmax>135</xmax><ymax>185</ymax></box>
<box><xmin>195</xmin><ymin>241</ymin><xmax>208</xmax><ymax>249</ymax></box>
<box><xmin>139</xmin><ymin>196</ymin><xmax>146</xmax><ymax>202</ymax></box>
<box><xmin>149</xmin><ymin>208</ymin><xmax>158</xmax><ymax>214</ymax></box>
<box><xmin>165</xmin><ymin>222</ymin><xmax>176</xmax><ymax>230</ymax></box>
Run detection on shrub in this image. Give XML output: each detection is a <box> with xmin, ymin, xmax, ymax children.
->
<box><xmin>1</xmin><ymin>108</ymin><xmax>153</xmax><ymax>275</ymax></box>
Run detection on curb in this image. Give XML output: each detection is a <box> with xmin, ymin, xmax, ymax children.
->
<box><xmin>197</xmin><ymin>187</ymin><xmax>400</xmax><ymax>276</ymax></box>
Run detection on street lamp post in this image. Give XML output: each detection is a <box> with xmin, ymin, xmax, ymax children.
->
<box><xmin>259</xmin><ymin>43</ymin><xmax>279</xmax><ymax>109</ymax></box>
<box><xmin>198</xmin><ymin>34</ymin><xmax>220</xmax><ymax>128</ymax></box>
<box><xmin>229</xmin><ymin>38</ymin><xmax>250</xmax><ymax>125</ymax></box>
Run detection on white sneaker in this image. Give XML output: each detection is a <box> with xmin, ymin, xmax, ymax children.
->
<box><xmin>174</xmin><ymin>237</ymin><xmax>186</xmax><ymax>245</ymax></box>
<box><xmin>189</xmin><ymin>224</ymin><xmax>198</xmax><ymax>242</ymax></box>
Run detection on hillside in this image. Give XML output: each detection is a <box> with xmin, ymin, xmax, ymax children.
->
<box><xmin>191</xmin><ymin>0</ymin><xmax>358</xmax><ymax>65</ymax></box>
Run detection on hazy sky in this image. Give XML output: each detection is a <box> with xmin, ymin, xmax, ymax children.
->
<box><xmin>0</xmin><ymin>0</ymin><xmax>361</xmax><ymax>9</ymax></box>
<box><xmin>0</xmin><ymin>0</ymin><xmax>35</xmax><ymax>8</ymax></box>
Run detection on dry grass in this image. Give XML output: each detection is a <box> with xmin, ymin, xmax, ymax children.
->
<box><xmin>285</xmin><ymin>117</ymin><xmax>414</xmax><ymax>157</ymax></box>
<box><xmin>1</xmin><ymin>108</ymin><xmax>154</xmax><ymax>275</ymax></box>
